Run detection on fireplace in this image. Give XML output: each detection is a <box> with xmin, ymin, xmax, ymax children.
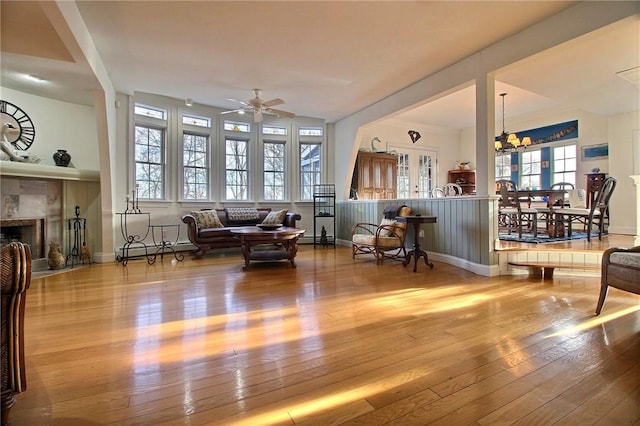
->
<box><xmin>0</xmin><ymin>219</ymin><xmax>45</xmax><ymax>259</ymax></box>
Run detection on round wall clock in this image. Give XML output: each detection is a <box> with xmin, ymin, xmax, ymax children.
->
<box><xmin>1</xmin><ymin>100</ymin><xmax>36</xmax><ymax>150</ymax></box>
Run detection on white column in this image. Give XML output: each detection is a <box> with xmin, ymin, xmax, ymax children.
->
<box><xmin>631</xmin><ymin>175</ymin><xmax>640</xmax><ymax>246</ymax></box>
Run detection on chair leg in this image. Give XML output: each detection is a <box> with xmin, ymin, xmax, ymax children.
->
<box><xmin>595</xmin><ymin>284</ymin><xmax>609</xmax><ymax>315</ymax></box>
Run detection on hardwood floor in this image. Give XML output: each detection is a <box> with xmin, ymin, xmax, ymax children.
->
<box><xmin>10</xmin><ymin>242</ymin><xmax>640</xmax><ymax>425</ymax></box>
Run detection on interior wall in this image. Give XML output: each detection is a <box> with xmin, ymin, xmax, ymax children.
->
<box><xmin>358</xmin><ymin>122</ymin><xmax>461</xmax><ymax>190</ymax></box>
<box><xmin>1</xmin><ymin>86</ymin><xmax>100</xmax><ymax>170</ymax></box>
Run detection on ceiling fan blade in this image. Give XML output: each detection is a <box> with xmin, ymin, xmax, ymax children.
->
<box><xmin>266</xmin><ymin>108</ymin><xmax>295</xmax><ymax>118</ymax></box>
<box><xmin>226</xmin><ymin>98</ymin><xmax>250</xmax><ymax>107</ymax></box>
<box><xmin>220</xmin><ymin>109</ymin><xmax>243</xmax><ymax>115</ymax></box>
<box><xmin>262</xmin><ymin>98</ymin><xmax>284</xmax><ymax>108</ymax></box>
<box><xmin>254</xmin><ymin>109</ymin><xmax>263</xmax><ymax>123</ymax></box>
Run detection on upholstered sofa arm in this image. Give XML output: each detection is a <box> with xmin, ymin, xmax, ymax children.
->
<box><xmin>597</xmin><ymin>245</ymin><xmax>640</xmax><ymax>315</ymax></box>
<box><xmin>284</xmin><ymin>212</ymin><xmax>301</xmax><ymax>228</ymax></box>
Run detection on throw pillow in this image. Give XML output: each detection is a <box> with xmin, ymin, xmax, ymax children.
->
<box><xmin>226</xmin><ymin>207</ymin><xmax>260</xmax><ymax>222</ymax></box>
<box><xmin>262</xmin><ymin>209</ymin><xmax>288</xmax><ymax>225</ymax></box>
<box><xmin>191</xmin><ymin>210</ymin><xmax>223</xmax><ymax>229</ymax></box>
<box><xmin>378</xmin><ymin>218</ymin><xmax>397</xmax><ymax>237</ymax></box>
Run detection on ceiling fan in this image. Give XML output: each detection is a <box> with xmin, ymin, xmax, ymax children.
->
<box><xmin>221</xmin><ymin>89</ymin><xmax>295</xmax><ymax>123</ymax></box>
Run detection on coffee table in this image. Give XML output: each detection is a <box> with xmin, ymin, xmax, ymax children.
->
<box><xmin>231</xmin><ymin>227</ymin><xmax>305</xmax><ymax>270</ymax></box>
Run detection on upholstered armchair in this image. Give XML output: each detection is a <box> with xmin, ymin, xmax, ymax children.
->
<box><xmin>596</xmin><ymin>245</ymin><xmax>640</xmax><ymax>315</ymax></box>
<box><xmin>352</xmin><ymin>205</ymin><xmax>413</xmax><ymax>264</ymax></box>
<box><xmin>1</xmin><ymin>242</ymin><xmax>31</xmax><ymax>426</ymax></box>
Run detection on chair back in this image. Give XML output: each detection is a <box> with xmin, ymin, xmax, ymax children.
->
<box><xmin>592</xmin><ymin>176</ymin><xmax>616</xmax><ymax>215</ymax></box>
<box><xmin>1</xmin><ymin>242</ymin><xmax>32</xmax><ymax>401</ymax></box>
<box><xmin>443</xmin><ymin>183</ymin><xmax>463</xmax><ymax>196</ymax></box>
<box><xmin>496</xmin><ymin>179</ymin><xmax>520</xmax><ymax>210</ymax></box>
<box><xmin>551</xmin><ymin>182</ymin><xmax>575</xmax><ymax>190</ymax></box>
<box><xmin>431</xmin><ymin>187</ymin><xmax>445</xmax><ymax>198</ymax></box>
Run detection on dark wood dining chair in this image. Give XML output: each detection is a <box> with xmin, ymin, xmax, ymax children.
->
<box><xmin>555</xmin><ymin>176</ymin><xmax>616</xmax><ymax>242</ymax></box>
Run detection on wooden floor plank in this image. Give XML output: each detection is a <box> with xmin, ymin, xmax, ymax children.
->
<box><xmin>7</xmin><ymin>241</ymin><xmax>640</xmax><ymax>425</ymax></box>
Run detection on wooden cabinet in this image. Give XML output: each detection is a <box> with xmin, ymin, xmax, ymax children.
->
<box><xmin>353</xmin><ymin>151</ymin><xmax>397</xmax><ymax>200</ymax></box>
<box><xmin>448</xmin><ymin>170</ymin><xmax>476</xmax><ymax>194</ymax></box>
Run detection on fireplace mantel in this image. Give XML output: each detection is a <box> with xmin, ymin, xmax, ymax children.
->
<box><xmin>0</xmin><ymin>161</ymin><xmax>100</xmax><ymax>182</ymax></box>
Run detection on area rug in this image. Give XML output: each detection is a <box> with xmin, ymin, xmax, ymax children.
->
<box><xmin>498</xmin><ymin>232</ymin><xmax>589</xmax><ymax>244</ymax></box>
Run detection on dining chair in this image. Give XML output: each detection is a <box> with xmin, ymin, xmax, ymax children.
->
<box><xmin>443</xmin><ymin>183</ymin><xmax>463</xmax><ymax>196</ymax></box>
<box><xmin>555</xmin><ymin>176</ymin><xmax>616</xmax><ymax>242</ymax></box>
<box><xmin>536</xmin><ymin>182</ymin><xmax>576</xmax><ymax>225</ymax></box>
<box><xmin>431</xmin><ymin>187</ymin><xmax>445</xmax><ymax>198</ymax></box>
<box><xmin>496</xmin><ymin>179</ymin><xmax>538</xmax><ymax>238</ymax></box>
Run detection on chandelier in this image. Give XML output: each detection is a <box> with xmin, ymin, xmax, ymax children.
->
<box><xmin>495</xmin><ymin>93</ymin><xmax>531</xmax><ymax>153</ymax></box>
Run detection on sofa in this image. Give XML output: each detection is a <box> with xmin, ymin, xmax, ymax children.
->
<box><xmin>181</xmin><ymin>207</ymin><xmax>301</xmax><ymax>258</ymax></box>
<box><xmin>596</xmin><ymin>245</ymin><xmax>640</xmax><ymax>315</ymax></box>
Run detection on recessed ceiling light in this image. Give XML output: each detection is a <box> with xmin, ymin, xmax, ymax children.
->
<box><xmin>238</xmin><ymin>110</ymin><xmax>245</xmax><ymax>115</ymax></box>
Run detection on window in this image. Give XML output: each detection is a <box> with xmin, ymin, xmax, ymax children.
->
<box><xmin>520</xmin><ymin>150</ymin><xmax>541</xmax><ymax>189</ymax></box>
<box><xmin>418</xmin><ymin>154</ymin><xmax>434</xmax><ymax>198</ymax></box>
<box><xmin>397</xmin><ymin>153</ymin><xmax>410</xmax><ymax>198</ymax></box>
<box><xmin>183</xmin><ymin>132</ymin><xmax>209</xmax><ymax>200</ymax></box>
<box><xmin>299</xmin><ymin>126</ymin><xmax>323</xmax><ymax>200</ymax></box>
<box><xmin>553</xmin><ymin>144</ymin><xmax>577</xmax><ymax>186</ymax></box>
<box><xmin>182</xmin><ymin>114</ymin><xmax>211</xmax><ymax>128</ymax></box>
<box><xmin>134</xmin><ymin>124</ymin><xmax>164</xmax><ymax>199</ymax></box>
<box><xmin>225</xmin><ymin>138</ymin><xmax>248</xmax><ymax>200</ymax></box>
<box><xmin>135</xmin><ymin>104</ymin><xmax>167</xmax><ymax>120</ymax></box>
<box><xmin>223</xmin><ymin>120</ymin><xmax>250</xmax><ymax>133</ymax></box>
<box><xmin>495</xmin><ymin>154</ymin><xmax>511</xmax><ymax>180</ymax></box>
<box><xmin>264</xmin><ymin>141</ymin><xmax>286</xmax><ymax>200</ymax></box>
<box><xmin>300</xmin><ymin>143</ymin><xmax>321</xmax><ymax>200</ymax></box>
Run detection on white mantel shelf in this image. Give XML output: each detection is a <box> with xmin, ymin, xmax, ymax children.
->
<box><xmin>0</xmin><ymin>161</ymin><xmax>100</xmax><ymax>182</ymax></box>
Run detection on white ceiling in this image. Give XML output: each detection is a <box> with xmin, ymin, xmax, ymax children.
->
<box><xmin>1</xmin><ymin>1</ymin><xmax>638</xmax><ymax>130</ymax></box>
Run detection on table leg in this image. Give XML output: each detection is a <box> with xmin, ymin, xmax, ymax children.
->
<box><xmin>241</xmin><ymin>240</ymin><xmax>251</xmax><ymax>271</ymax></box>
<box><xmin>402</xmin><ymin>222</ymin><xmax>434</xmax><ymax>272</ymax></box>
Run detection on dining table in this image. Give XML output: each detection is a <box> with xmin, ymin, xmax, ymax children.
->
<box><xmin>498</xmin><ymin>188</ymin><xmax>567</xmax><ymax>237</ymax></box>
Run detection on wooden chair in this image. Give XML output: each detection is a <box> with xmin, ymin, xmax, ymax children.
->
<box><xmin>1</xmin><ymin>242</ymin><xmax>32</xmax><ymax>426</ymax></box>
<box><xmin>596</xmin><ymin>246</ymin><xmax>640</xmax><ymax>314</ymax></box>
<box><xmin>496</xmin><ymin>179</ymin><xmax>538</xmax><ymax>238</ymax></box>
<box><xmin>443</xmin><ymin>183</ymin><xmax>463</xmax><ymax>196</ymax></box>
<box><xmin>555</xmin><ymin>176</ymin><xmax>616</xmax><ymax>242</ymax></box>
<box><xmin>352</xmin><ymin>205</ymin><xmax>413</xmax><ymax>264</ymax></box>
<box><xmin>536</xmin><ymin>182</ymin><xmax>576</xmax><ymax>226</ymax></box>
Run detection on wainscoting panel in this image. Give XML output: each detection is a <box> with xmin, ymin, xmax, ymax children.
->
<box><xmin>337</xmin><ymin>197</ymin><xmax>497</xmax><ymax>267</ymax></box>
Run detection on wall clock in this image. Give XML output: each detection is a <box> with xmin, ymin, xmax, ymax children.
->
<box><xmin>1</xmin><ymin>100</ymin><xmax>36</xmax><ymax>150</ymax></box>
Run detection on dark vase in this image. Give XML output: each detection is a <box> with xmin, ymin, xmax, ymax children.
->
<box><xmin>53</xmin><ymin>149</ymin><xmax>71</xmax><ymax>167</ymax></box>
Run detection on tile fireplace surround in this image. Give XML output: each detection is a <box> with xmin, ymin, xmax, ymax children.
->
<box><xmin>0</xmin><ymin>162</ymin><xmax>101</xmax><ymax>269</ymax></box>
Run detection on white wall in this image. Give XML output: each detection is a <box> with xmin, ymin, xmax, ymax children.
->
<box><xmin>1</xmin><ymin>86</ymin><xmax>100</xmax><ymax>170</ymax></box>
<box><xmin>359</xmin><ymin>121</ymin><xmax>461</xmax><ymax>190</ymax></box>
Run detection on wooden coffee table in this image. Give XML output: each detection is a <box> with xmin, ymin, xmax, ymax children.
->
<box><xmin>231</xmin><ymin>227</ymin><xmax>306</xmax><ymax>270</ymax></box>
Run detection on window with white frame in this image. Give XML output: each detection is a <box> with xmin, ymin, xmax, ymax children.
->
<box><xmin>397</xmin><ymin>153</ymin><xmax>410</xmax><ymax>198</ymax></box>
<box><xmin>225</xmin><ymin>138</ymin><xmax>248</xmax><ymax>200</ymax></box>
<box><xmin>495</xmin><ymin>154</ymin><xmax>511</xmax><ymax>181</ymax></box>
<box><xmin>299</xmin><ymin>126</ymin><xmax>323</xmax><ymax>200</ymax></box>
<box><xmin>183</xmin><ymin>132</ymin><xmax>209</xmax><ymax>200</ymax></box>
<box><xmin>300</xmin><ymin>143</ymin><xmax>321</xmax><ymax>200</ymax></box>
<box><xmin>520</xmin><ymin>150</ymin><xmax>541</xmax><ymax>189</ymax></box>
<box><xmin>553</xmin><ymin>144</ymin><xmax>577</xmax><ymax>186</ymax></box>
<box><xmin>264</xmin><ymin>140</ymin><xmax>286</xmax><ymax>200</ymax></box>
<box><xmin>134</xmin><ymin>118</ymin><xmax>166</xmax><ymax>199</ymax></box>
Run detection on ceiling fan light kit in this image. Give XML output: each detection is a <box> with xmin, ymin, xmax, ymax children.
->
<box><xmin>221</xmin><ymin>89</ymin><xmax>295</xmax><ymax>123</ymax></box>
